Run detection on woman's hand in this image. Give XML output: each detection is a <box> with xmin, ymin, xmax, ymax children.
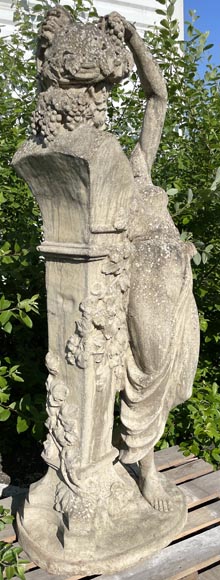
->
<box><xmin>99</xmin><ymin>12</ymin><xmax>135</xmax><ymax>44</ymax></box>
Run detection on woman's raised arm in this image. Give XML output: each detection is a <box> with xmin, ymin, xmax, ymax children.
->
<box><xmin>104</xmin><ymin>13</ymin><xmax>167</xmax><ymax>182</ymax></box>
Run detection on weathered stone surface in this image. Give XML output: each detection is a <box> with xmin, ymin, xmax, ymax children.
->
<box><xmin>12</xmin><ymin>8</ymin><xmax>199</xmax><ymax>576</ymax></box>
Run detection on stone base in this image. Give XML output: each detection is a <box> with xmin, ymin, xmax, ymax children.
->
<box><xmin>17</xmin><ymin>462</ymin><xmax>187</xmax><ymax>576</ymax></box>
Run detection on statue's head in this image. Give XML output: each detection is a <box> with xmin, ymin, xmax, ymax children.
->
<box><xmin>38</xmin><ymin>8</ymin><xmax>133</xmax><ymax>88</ymax></box>
<box><xmin>39</xmin><ymin>6</ymin><xmax>72</xmax><ymax>44</ymax></box>
<box><xmin>34</xmin><ymin>9</ymin><xmax>134</xmax><ymax>142</ymax></box>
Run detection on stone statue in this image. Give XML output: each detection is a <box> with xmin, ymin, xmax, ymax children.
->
<box><xmin>12</xmin><ymin>8</ymin><xmax>200</xmax><ymax>576</ymax></box>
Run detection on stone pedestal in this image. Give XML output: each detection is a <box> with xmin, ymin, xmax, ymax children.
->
<box><xmin>13</xmin><ymin>127</ymin><xmax>187</xmax><ymax>575</ymax></box>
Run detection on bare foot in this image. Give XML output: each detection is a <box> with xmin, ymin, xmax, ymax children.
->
<box><xmin>139</xmin><ymin>450</ymin><xmax>173</xmax><ymax>512</ymax></box>
<box><xmin>139</xmin><ymin>472</ymin><xmax>173</xmax><ymax>512</ymax></box>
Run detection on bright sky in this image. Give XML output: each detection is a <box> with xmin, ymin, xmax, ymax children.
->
<box><xmin>184</xmin><ymin>0</ymin><xmax>220</xmax><ymax>68</ymax></box>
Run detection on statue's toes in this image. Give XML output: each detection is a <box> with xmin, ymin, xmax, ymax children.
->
<box><xmin>152</xmin><ymin>496</ymin><xmax>173</xmax><ymax>512</ymax></box>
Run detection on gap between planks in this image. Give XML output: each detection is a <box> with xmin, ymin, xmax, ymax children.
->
<box><xmin>199</xmin><ymin>561</ymin><xmax>220</xmax><ymax>579</ymax></box>
<box><xmin>176</xmin><ymin>499</ymin><xmax>220</xmax><ymax>540</ymax></box>
<box><xmin>180</xmin><ymin>470</ymin><xmax>220</xmax><ymax>508</ymax></box>
<box><xmin>154</xmin><ymin>446</ymin><xmax>196</xmax><ymax>471</ymax></box>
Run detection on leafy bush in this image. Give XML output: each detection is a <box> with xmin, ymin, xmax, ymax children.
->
<box><xmin>0</xmin><ymin>505</ymin><xmax>29</xmax><ymax>580</ymax></box>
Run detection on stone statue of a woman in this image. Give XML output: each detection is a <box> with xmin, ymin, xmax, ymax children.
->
<box><xmin>113</xmin><ymin>15</ymin><xmax>200</xmax><ymax>511</ymax></box>
<box><xmin>13</xmin><ymin>8</ymin><xmax>199</xmax><ymax>575</ymax></box>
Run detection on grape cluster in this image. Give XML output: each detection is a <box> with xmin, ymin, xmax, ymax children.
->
<box><xmin>107</xmin><ymin>14</ymin><xmax>125</xmax><ymax>42</ymax></box>
<box><xmin>64</xmin><ymin>92</ymin><xmax>91</xmax><ymax>131</ymax></box>
<box><xmin>31</xmin><ymin>85</ymin><xmax>108</xmax><ymax>146</ymax></box>
<box><xmin>31</xmin><ymin>105</ymin><xmax>62</xmax><ymax>145</ymax></box>
<box><xmin>98</xmin><ymin>13</ymin><xmax>125</xmax><ymax>53</ymax></box>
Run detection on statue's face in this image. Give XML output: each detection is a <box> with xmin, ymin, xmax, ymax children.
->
<box><xmin>43</xmin><ymin>23</ymin><xmax>133</xmax><ymax>86</ymax></box>
<box><xmin>38</xmin><ymin>8</ymin><xmax>133</xmax><ymax>88</ymax></box>
<box><xmin>41</xmin><ymin>7</ymin><xmax>71</xmax><ymax>43</ymax></box>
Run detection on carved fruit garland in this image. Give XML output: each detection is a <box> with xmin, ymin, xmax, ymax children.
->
<box><xmin>42</xmin><ymin>352</ymin><xmax>80</xmax><ymax>471</ymax></box>
<box><xmin>66</xmin><ymin>241</ymin><xmax>131</xmax><ymax>394</ymax></box>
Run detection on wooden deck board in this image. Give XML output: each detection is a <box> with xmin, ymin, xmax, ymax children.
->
<box><xmin>25</xmin><ymin>571</ymin><xmax>68</xmax><ymax>580</ymax></box>
<box><xmin>199</xmin><ymin>563</ymin><xmax>220</xmax><ymax>579</ymax></box>
<box><xmin>164</xmin><ymin>459</ymin><xmax>213</xmax><ymax>485</ymax></box>
<box><xmin>180</xmin><ymin>471</ymin><xmax>220</xmax><ymax>508</ymax></box>
<box><xmin>0</xmin><ymin>525</ymin><xmax>15</xmax><ymax>541</ymax></box>
<box><xmin>25</xmin><ymin>570</ymin><xmax>83</xmax><ymax>580</ymax></box>
<box><xmin>175</xmin><ymin>500</ymin><xmax>220</xmax><ymax>539</ymax></box>
<box><xmin>182</xmin><ymin>575</ymin><xmax>199</xmax><ymax>580</ymax></box>
<box><xmin>155</xmin><ymin>446</ymin><xmax>195</xmax><ymax>471</ymax></box>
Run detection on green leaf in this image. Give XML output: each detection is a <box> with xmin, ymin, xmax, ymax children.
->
<box><xmin>0</xmin><ymin>546</ymin><xmax>16</xmax><ymax>562</ymax></box>
<box><xmin>0</xmin><ymin>297</ymin><xmax>11</xmax><ymax>310</ymax></box>
<box><xmin>14</xmin><ymin>242</ymin><xmax>20</xmax><ymax>253</ymax></box>
<box><xmin>202</xmin><ymin>252</ymin><xmax>208</xmax><ymax>264</ymax></box>
<box><xmin>167</xmin><ymin>3</ymin><xmax>174</xmax><ymax>18</ymax></box>
<box><xmin>16</xmin><ymin>565</ymin><xmax>26</xmax><ymax>580</ymax></box>
<box><xmin>193</xmin><ymin>252</ymin><xmax>201</xmax><ymax>266</ymax></box>
<box><xmin>3</xmin><ymin>322</ymin><xmax>13</xmax><ymax>334</ymax></box>
<box><xmin>0</xmin><ymin>407</ymin><xmax>11</xmax><ymax>421</ymax></box>
<box><xmin>16</xmin><ymin>416</ymin><xmax>30</xmax><ymax>434</ymax></box>
<box><xmin>160</xmin><ymin>19</ymin><xmax>169</xmax><ymax>29</ymax></box>
<box><xmin>155</xmin><ymin>9</ymin><xmax>166</xmax><ymax>16</ymax></box>
<box><xmin>19</xmin><ymin>313</ymin><xmax>33</xmax><ymax>328</ymax></box>
<box><xmin>203</xmin><ymin>44</ymin><xmax>214</xmax><ymax>51</ymax></box>
<box><xmin>2</xmin><ymin>256</ymin><xmax>14</xmax><ymax>265</ymax></box>
<box><xmin>0</xmin><ymin>311</ymin><xmax>12</xmax><ymax>326</ymax></box>
<box><xmin>167</xmin><ymin>188</ymin><xmax>178</xmax><ymax>196</ymax></box>
<box><xmin>212</xmin><ymin>448</ymin><xmax>220</xmax><ymax>462</ymax></box>
<box><xmin>0</xmin><ymin>376</ymin><xmax>7</xmax><ymax>388</ymax></box>
<box><xmin>200</xmin><ymin>318</ymin><xmax>208</xmax><ymax>333</ymax></box>
<box><xmin>1</xmin><ymin>516</ymin><xmax>13</xmax><ymax>525</ymax></box>
<box><xmin>0</xmin><ymin>192</ymin><xmax>6</xmax><ymax>204</ymax></box>
<box><xmin>11</xmin><ymin>373</ymin><xmax>24</xmax><ymax>383</ymax></box>
<box><xmin>6</xmin><ymin>565</ymin><xmax>16</xmax><ymax>580</ymax></box>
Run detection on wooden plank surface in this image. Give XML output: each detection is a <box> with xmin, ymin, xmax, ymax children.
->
<box><xmin>25</xmin><ymin>569</ymin><xmax>82</xmax><ymax>580</ymax></box>
<box><xmin>129</xmin><ymin>457</ymin><xmax>214</xmax><ymax>487</ymax></box>
<box><xmin>155</xmin><ymin>446</ymin><xmax>195</xmax><ymax>471</ymax></box>
<box><xmin>127</xmin><ymin>455</ymin><xmax>208</xmax><ymax>485</ymax></box>
<box><xmin>199</xmin><ymin>562</ymin><xmax>220</xmax><ymax>579</ymax></box>
<box><xmin>0</xmin><ymin>526</ymin><xmax>16</xmax><ymax>541</ymax></box>
<box><xmin>165</xmin><ymin>459</ymin><xmax>213</xmax><ymax>485</ymax></box>
<box><xmin>176</xmin><ymin>500</ymin><xmax>220</xmax><ymax>539</ymax></box>
<box><xmin>0</xmin><ymin>533</ymin><xmax>16</xmax><ymax>542</ymax></box>
<box><xmin>180</xmin><ymin>471</ymin><xmax>220</xmax><ymax>508</ymax></box>
<box><xmin>100</xmin><ymin>527</ymin><xmax>220</xmax><ymax>580</ymax></box>
<box><xmin>182</xmin><ymin>574</ymin><xmax>199</xmax><ymax>580</ymax></box>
